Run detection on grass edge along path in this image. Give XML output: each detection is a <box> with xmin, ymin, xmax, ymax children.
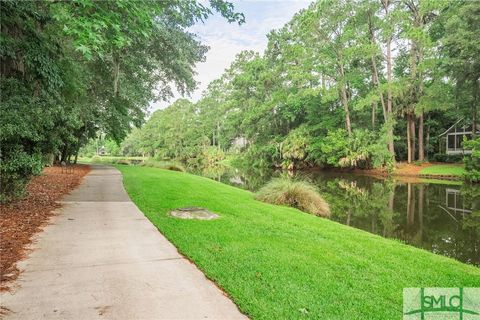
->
<box><xmin>117</xmin><ymin>166</ymin><xmax>479</xmax><ymax>320</ymax></box>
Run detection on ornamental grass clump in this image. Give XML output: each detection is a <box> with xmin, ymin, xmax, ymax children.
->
<box><xmin>141</xmin><ymin>159</ymin><xmax>186</xmax><ymax>172</ymax></box>
<box><xmin>255</xmin><ymin>178</ymin><xmax>330</xmax><ymax>217</ymax></box>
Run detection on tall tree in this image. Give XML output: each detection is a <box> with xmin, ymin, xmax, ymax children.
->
<box><xmin>299</xmin><ymin>0</ymin><xmax>361</xmax><ymax>136</ymax></box>
<box><xmin>380</xmin><ymin>0</ymin><xmax>397</xmax><ymax>157</ymax></box>
<box><xmin>122</xmin><ymin>0</ymin><xmax>477</xmax><ymax>172</ymax></box>
<box><xmin>437</xmin><ymin>0</ymin><xmax>480</xmax><ymax>137</ymax></box>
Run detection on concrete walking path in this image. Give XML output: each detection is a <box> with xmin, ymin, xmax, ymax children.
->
<box><xmin>1</xmin><ymin>165</ymin><xmax>246</xmax><ymax>319</ymax></box>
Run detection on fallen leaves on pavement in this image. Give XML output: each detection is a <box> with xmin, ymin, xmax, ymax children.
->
<box><xmin>0</xmin><ymin>165</ymin><xmax>90</xmax><ymax>291</ymax></box>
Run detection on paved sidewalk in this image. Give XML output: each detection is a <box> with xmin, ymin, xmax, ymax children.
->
<box><xmin>1</xmin><ymin>165</ymin><xmax>246</xmax><ymax>320</ymax></box>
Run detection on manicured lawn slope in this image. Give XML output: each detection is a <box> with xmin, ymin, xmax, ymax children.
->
<box><xmin>420</xmin><ymin>164</ymin><xmax>465</xmax><ymax>176</ymax></box>
<box><xmin>117</xmin><ymin>166</ymin><xmax>479</xmax><ymax>320</ymax></box>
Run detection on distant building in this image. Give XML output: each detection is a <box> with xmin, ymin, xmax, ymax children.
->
<box><xmin>438</xmin><ymin>119</ymin><xmax>479</xmax><ymax>155</ymax></box>
<box><xmin>231</xmin><ymin>137</ymin><xmax>248</xmax><ymax>152</ymax></box>
<box><xmin>98</xmin><ymin>146</ymin><xmax>106</xmax><ymax>156</ymax></box>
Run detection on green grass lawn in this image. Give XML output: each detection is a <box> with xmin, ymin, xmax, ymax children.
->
<box><xmin>117</xmin><ymin>166</ymin><xmax>479</xmax><ymax>320</ymax></box>
<box><xmin>420</xmin><ymin>164</ymin><xmax>465</xmax><ymax>176</ymax></box>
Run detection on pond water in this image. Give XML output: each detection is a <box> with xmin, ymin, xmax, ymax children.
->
<box><xmin>189</xmin><ymin>165</ymin><xmax>480</xmax><ymax>266</ymax></box>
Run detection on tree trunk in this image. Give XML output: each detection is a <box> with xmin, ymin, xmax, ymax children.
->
<box><xmin>426</xmin><ymin>120</ymin><xmax>430</xmax><ymax>160</ymax></box>
<box><xmin>473</xmin><ymin>103</ymin><xmax>477</xmax><ymax>139</ymax></box>
<box><xmin>45</xmin><ymin>153</ymin><xmax>54</xmax><ymax>166</ymax></box>
<box><xmin>386</xmin><ymin>52</ymin><xmax>395</xmax><ymax>157</ymax></box>
<box><xmin>60</xmin><ymin>144</ymin><xmax>68</xmax><ymax>163</ymax></box>
<box><xmin>407</xmin><ymin>3</ymin><xmax>425</xmax><ymax>162</ymax></box>
<box><xmin>409</xmin><ymin>33</ymin><xmax>417</xmax><ymax>164</ymax></box>
<box><xmin>473</xmin><ymin>79</ymin><xmax>478</xmax><ymax>138</ymax></box>
<box><xmin>418</xmin><ymin>112</ymin><xmax>424</xmax><ymax>161</ymax></box>
<box><xmin>340</xmin><ymin>83</ymin><xmax>352</xmax><ymax>136</ymax></box>
<box><xmin>217</xmin><ymin>121</ymin><xmax>221</xmax><ymax>150</ymax></box>
<box><xmin>407</xmin><ymin>115</ymin><xmax>412</xmax><ymax>163</ymax></box>
<box><xmin>338</xmin><ymin>62</ymin><xmax>352</xmax><ymax>136</ymax></box>
<box><xmin>406</xmin><ymin>113</ymin><xmax>418</xmax><ymax>163</ymax></box>
<box><xmin>382</xmin><ymin>0</ymin><xmax>395</xmax><ymax>158</ymax></box>
<box><xmin>410</xmin><ymin>115</ymin><xmax>416</xmax><ymax>162</ymax></box>
<box><xmin>73</xmin><ymin>143</ymin><xmax>80</xmax><ymax>164</ymax></box>
<box><xmin>367</xmin><ymin>11</ymin><xmax>387</xmax><ymax>124</ymax></box>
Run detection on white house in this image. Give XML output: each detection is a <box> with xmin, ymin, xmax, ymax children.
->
<box><xmin>438</xmin><ymin>119</ymin><xmax>479</xmax><ymax>155</ymax></box>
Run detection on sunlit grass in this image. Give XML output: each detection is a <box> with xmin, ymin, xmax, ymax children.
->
<box><xmin>420</xmin><ymin>164</ymin><xmax>465</xmax><ymax>176</ymax></box>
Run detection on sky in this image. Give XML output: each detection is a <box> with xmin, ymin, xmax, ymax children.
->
<box><xmin>150</xmin><ymin>0</ymin><xmax>311</xmax><ymax>111</ymax></box>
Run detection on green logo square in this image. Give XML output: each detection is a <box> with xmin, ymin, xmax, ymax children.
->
<box><xmin>404</xmin><ymin>288</ymin><xmax>480</xmax><ymax>320</ymax></box>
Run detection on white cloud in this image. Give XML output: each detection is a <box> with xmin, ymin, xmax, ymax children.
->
<box><xmin>150</xmin><ymin>0</ymin><xmax>311</xmax><ymax>111</ymax></box>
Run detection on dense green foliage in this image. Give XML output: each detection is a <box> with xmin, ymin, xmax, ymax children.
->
<box><xmin>125</xmin><ymin>0</ymin><xmax>478</xmax><ymax>173</ymax></box>
<box><xmin>0</xmin><ymin>0</ymin><xmax>243</xmax><ymax>201</ymax></box>
<box><xmin>79</xmin><ymin>136</ymin><xmax>122</xmax><ymax>157</ymax></box>
<box><xmin>118</xmin><ymin>165</ymin><xmax>480</xmax><ymax>319</ymax></box>
<box><xmin>464</xmin><ymin>138</ymin><xmax>480</xmax><ymax>182</ymax></box>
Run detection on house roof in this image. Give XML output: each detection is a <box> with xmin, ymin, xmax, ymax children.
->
<box><xmin>438</xmin><ymin>118</ymin><xmax>480</xmax><ymax>137</ymax></box>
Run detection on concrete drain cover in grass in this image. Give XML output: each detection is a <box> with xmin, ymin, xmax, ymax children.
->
<box><xmin>169</xmin><ymin>207</ymin><xmax>219</xmax><ymax>220</ymax></box>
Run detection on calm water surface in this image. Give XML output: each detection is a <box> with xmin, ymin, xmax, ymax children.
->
<box><xmin>189</xmin><ymin>165</ymin><xmax>480</xmax><ymax>266</ymax></box>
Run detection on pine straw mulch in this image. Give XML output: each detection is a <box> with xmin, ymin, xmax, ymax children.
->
<box><xmin>0</xmin><ymin>165</ymin><xmax>90</xmax><ymax>291</ymax></box>
<box><xmin>352</xmin><ymin>162</ymin><xmax>441</xmax><ymax>177</ymax></box>
<box><xmin>393</xmin><ymin>162</ymin><xmax>433</xmax><ymax>176</ymax></box>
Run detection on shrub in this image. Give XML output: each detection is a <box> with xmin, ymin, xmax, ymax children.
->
<box><xmin>464</xmin><ymin>137</ymin><xmax>480</xmax><ymax>183</ymax></box>
<box><xmin>432</xmin><ymin>153</ymin><xmax>463</xmax><ymax>163</ymax></box>
<box><xmin>141</xmin><ymin>159</ymin><xmax>186</xmax><ymax>172</ymax></box>
<box><xmin>308</xmin><ymin>129</ymin><xmax>349</xmax><ymax>167</ymax></box>
<box><xmin>308</xmin><ymin>128</ymin><xmax>393</xmax><ymax>171</ymax></box>
<box><xmin>201</xmin><ymin>146</ymin><xmax>225</xmax><ymax>166</ymax></box>
<box><xmin>241</xmin><ymin>143</ymin><xmax>282</xmax><ymax>168</ymax></box>
<box><xmin>280</xmin><ymin>126</ymin><xmax>312</xmax><ymax>169</ymax></box>
<box><xmin>255</xmin><ymin>178</ymin><xmax>330</xmax><ymax>217</ymax></box>
<box><xmin>0</xmin><ymin>147</ymin><xmax>43</xmax><ymax>203</ymax></box>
